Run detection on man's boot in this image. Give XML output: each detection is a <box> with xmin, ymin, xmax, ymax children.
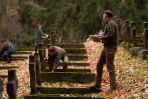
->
<box><xmin>48</xmin><ymin>61</ymin><xmax>53</xmax><ymax>72</ymax></box>
<box><xmin>88</xmin><ymin>75</ymin><xmax>102</xmax><ymax>93</ymax></box>
<box><xmin>63</xmin><ymin>63</ymin><xmax>67</xmax><ymax>72</ymax></box>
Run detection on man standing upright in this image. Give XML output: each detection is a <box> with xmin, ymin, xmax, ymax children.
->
<box><xmin>90</xmin><ymin>10</ymin><xmax>118</xmax><ymax>92</ymax></box>
<box><xmin>34</xmin><ymin>23</ymin><xmax>48</xmax><ymax>52</ymax></box>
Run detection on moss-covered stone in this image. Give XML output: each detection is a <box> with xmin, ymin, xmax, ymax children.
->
<box><xmin>65</xmin><ymin>48</ymin><xmax>86</xmax><ymax>54</ymax></box>
<box><xmin>0</xmin><ymin>66</ymin><xmax>18</xmax><ymax>69</ymax></box>
<box><xmin>40</xmin><ymin>72</ymin><xmax>95</xmax><ymax>83</ymax></box>
<box><xmin>15</xmin><ymin>51</ymin><xmax>33</xmax><ymax>54</ymax></box>
<box><xmin>44</xmin><ymin>69</ymin><xmax>91</xmax><ymax>72</ymax></box>
<box><xmin>68</xmin><ymin>54</ymin><xmax>87</xmax><ymax>59</ymax></box>
<box><xmin>129</xmin><ymin>47</ymin><xmax>143</xmax><ymax>56</ymax></box>
<box><xmin>24</xmin><ymin>94</ymin><xmax>104</xmax><ymax>99</ymax></box>
<box><xmin>57</xmin><ymin>43</ymin><xmax>84</xmax><ymax>48</ymax></box>
<box><xmin>36</xmin><ymin>87</ymin><xmax>95</xmax><ymax>94</ymax></box>
<box><xmin>0</xmin><ymin>74</ymin><xmax>7</xmax><ymax>78</ymax></box>
<box><xmin>59</xmin><ymin>61</ymin><xmax>89</xmax><ymax>67</ymax></box>
<box><xmin>138</xmin><ymin>50</ymin><xmax>148</xmax><ymax>60</ymax></box>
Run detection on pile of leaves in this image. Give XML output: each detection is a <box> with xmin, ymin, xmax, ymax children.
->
<box><xmin>84</xmin><ymin>41</ymin><xmax>148</xmax><ymax>99</ymax></box>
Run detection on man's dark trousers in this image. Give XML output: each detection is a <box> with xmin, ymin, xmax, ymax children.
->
<box><xmin>95</xmin><ymin>47</ymin><xmax>117</xmax><ymax>89</ymax></box>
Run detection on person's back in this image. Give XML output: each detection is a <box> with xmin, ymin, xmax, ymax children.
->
<box><xmin>48</xmin><ymin>46</ymin><xmax>67</xmax><ymax>62</ymax></box>
<box><xmin>45</xmin><ymin>46</ymin><xmax>68</xmax><ymax>72</ymax></box>
<box><xmin>54</xmin><ymin>46</ymin><xmax>66</xmax><ymax>56</ymax></box>
<box><xmin>7</xmin><ymin>42</ymin><xmax>16</xmax><ymax>54</ymax></box>
<box><xmin>0</xmin><ymin>39</ymin><xmax>9</xmax><ymax>54</ymax></box>
<box><xmin>0</xmin><ymin>40</ymin><xmax>16</xmax><ymax>62</ymax></box>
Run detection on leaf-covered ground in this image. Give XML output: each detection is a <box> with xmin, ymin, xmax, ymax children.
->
<box><xmin>1</xmin><ymin>59</ymin><xmax>30</xmax><ymax>99</ymax></box>
<box><xmin>1</xmin><ymin>41</ymin><xmax>147</xmax><ymax>99</ymax></box>
<box><xmin>84</xmin><ymin>41</ymin><xmax>148</xmax><ymax>99</ymax></box>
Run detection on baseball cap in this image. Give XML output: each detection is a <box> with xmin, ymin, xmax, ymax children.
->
<box><xmin>48</xmin><ymin>46</ymin><xmax>55</xmax><ymax>52</ymax></box>
<box><xmin>104</xmin><ymin>10</ymin><xmax>113</xmax><ymax>18</ymax></box>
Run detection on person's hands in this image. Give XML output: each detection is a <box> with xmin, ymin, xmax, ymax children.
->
<box><xmin>91</xmin><ymin>35</ymin><xmax>101</xmax><ymax>42</ymax></box>
<box><xmin>64</xmin><ymin>56</ymin><xmax>69</xmax><ymax>63</ymax></box>
<box><xmin>44</xmin><ymin>57</ymin><xmax>48</xmax><ymax>62</ymax></box>
<box><xmin>42</xmin><ymin>34</ymin><xmax>49</xmax><ymax>39</ymax></box>
<box><xmin>45</xmin><ymin>34</ymin><xmax>49</xmax><ymax>38</ymax></box>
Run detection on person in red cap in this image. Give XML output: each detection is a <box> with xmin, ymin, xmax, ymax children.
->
<box><xmin>44</xmin><ymin>46</ymin><xmax>68</xmax><ymax>72</ymax></box>
<box><xmin>89</xmin><ymin>10</ymin><xmax>117</xmax><ymax>92</ymax></box>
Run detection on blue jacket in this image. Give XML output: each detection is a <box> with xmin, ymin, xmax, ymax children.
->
<box><xmin>7</xmin><ymin>42</ymin><xmax>16</xmax><ymax>54</ymax></box>
<box><xmin>35</xmin><ymin>28</ymin><xmax>45</xmax><ymax>46</ymax></box>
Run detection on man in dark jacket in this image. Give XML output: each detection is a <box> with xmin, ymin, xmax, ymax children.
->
<box><xmin>44</xmin><ymin>46</ymin><xmax>68</xmax><ymax>72</ymax></box>
<box><xmin>0</xmin><ymin>39</ymin><xmax>16</xmax><ymax>62</ymax></box>
<box><xmin>34</xmin><ymin>23</ymin><xmax>48</xmax><ymax>52</ymax></box>
<box><xmin>90</xmin><ymin>10</ymin><xmax>117</xmax><ymax>92</ymax></box>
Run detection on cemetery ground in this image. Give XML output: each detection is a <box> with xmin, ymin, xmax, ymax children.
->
<box><xmin>85</xmin><ymin>41</ymin><xmax>147</xmax><ymax>99</ymax></box>
<box><xmin>1</xmin><ymin>41</ymin><xmax>147</xmax><ymax>99</ymax></box>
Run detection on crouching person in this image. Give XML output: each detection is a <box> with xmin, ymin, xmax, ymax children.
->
<box><xmin>0</xmin><ymin>39</ymin><xmax>16</xmax><ymax>63</ymax></box>
<box><xmin>44</xmin><ymin>46</ymin><xmax>68</xmax><ymax>72</ymax></box>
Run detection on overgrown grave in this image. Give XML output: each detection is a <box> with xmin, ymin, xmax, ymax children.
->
<box><xmin>120</xmin><ymin>20</ymin><xmax>148</xmax><ymax>61</ymax></box>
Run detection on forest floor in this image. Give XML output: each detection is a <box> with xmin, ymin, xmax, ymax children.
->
<box><xmin>1</xmin><ymin>41</ymin><xmax>148</xmax><ymax>99</ymax></box>
<box><xmin>84</xmin><ymin>41</ymin><xmax>148</xmax><ymax>99</ymax></box>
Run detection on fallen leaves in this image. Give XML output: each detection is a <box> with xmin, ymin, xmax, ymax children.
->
<box><xmin>1</xmin><ymin>59</ymin><xmax>30</xmax><ymax>99</ymax></box>
<box><xmin>84</xmin><ymin>41</ymin><xmax>103</xmax><ymax>73</ymax></box>
<box><xmin>84</xmin><ymin>41</ymin><xmax>148</xmax><ymax>99</ymax></box>
<box><xmin>1</xmin><ymin>41</ymin><xmax>147</xmax><ymax>99</ymax></box>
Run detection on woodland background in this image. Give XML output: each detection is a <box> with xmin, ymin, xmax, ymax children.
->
<box><xmin>0</xmin><ymin>0</ymin><xmax>148</xmax><ymax>47</ymax></box>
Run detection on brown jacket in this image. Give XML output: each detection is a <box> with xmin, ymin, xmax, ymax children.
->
<box><xmin>101</xmin><ymin>20</ymin><xmax>118</xmax><ymax>51</ymax></box>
